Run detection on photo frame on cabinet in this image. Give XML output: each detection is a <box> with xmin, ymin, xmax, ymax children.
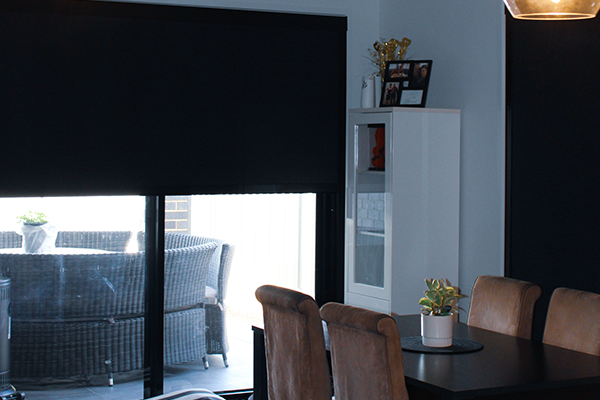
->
<box><xmin>380</xmin><ymin>60</ymin><xmax>432</xmax><ymax>108</ymax></box>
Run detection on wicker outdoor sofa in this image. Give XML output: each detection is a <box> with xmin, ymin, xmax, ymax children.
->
<box><xmin>0</xmin><ymin>233</ymin><xmax>218</xmax><ymax>383</ymax></box>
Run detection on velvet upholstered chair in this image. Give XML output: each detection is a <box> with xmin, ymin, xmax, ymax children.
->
<box><xmin>255</xmin><ymin>285</ymin><xmax>331</xmax><ymax>400</ymax></box>
<box><xmin>320</xmin><ymin>303</ymin><xmax>409</xmax><ymax>400</ymax></box>
<box><xmin>543</xmin><ymin>287</ymin><xmax>600</xmax><ymax>356</ymax></box>
<box><xmin>467</xmin><ymin>275</ymin><xmax>542</xmax><ymax>339</ymax></box>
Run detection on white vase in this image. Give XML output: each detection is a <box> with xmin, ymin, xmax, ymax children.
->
<box><xmin>361</xmin><ymin>75</ymin><xmax>376</xmax><ymax>108</ymax></box>
<box><xmin>421</xmin><ymin>313</ymin><xmax>454</xmax><ymax>347</ymax></box>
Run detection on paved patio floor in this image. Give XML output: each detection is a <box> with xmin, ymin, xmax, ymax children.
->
<box><xmin>13</xmin><ymin>315</ymin><xmax>255</xmax><ymax>400</ymax></box>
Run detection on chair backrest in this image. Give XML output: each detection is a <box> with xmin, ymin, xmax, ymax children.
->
<box><xmin>0</xmin><ymin>231</ymin><xmax>22</xmax><ymax>249</ymax></box>
<box><xmin>543</xmin><ymin>287</ymin><xmax>600</xmax><ymax>356</ymax></box>
<box><xmin>137</xmin><ymin>231</ymin><xmax>212</xmax><ymax>250</ymax></box>
<box><xmin>0</xmin><ymin>251</ymin><xmax>145</xmax><ymax>320</ymax></box>
<box><xmin>137</xmin><ymin>232</ymin><xmax>233</xmax><ymax>300</ymax></box>
<box><xmin>1</xmin><ymin>243</ymin><xmax>217</xmax><ymax>321</ymax></box>
<box><xmin>214</xmin><ymin>243</ymin><xmax>234</xmax><ymax>303</ymax></box>
<box><xmin>255</xmin><ymin>285</ymin><xmax>331</xmax><ymax>400</ymax></box>
<box><xmin>164</xmin><ymin>232</ymin><xmax>207</xmax><ymax>249</ymax></box>
<box><xmin>55</xmin><ymin>231</ymin><xmax>133</xmax><ymax>252</ymax></box>
<box><xmin>320</xmin><ymin>303</ymin><xmax>409</xmax><ymax>400</ymax></box>
<box><xmin>468</xmin><ymin>275</ymin><xmax>542</xmax><ymax>339</ymax></box>
<box><xmin>164</xmin><ymin>242</ymin><xmax>218</xmax><ymax>312</ymax></box>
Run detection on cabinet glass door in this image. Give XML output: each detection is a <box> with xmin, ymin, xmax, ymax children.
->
<box><xmin>355</xmin><ymin>123</ymin><xmax>385</xmax><ymax>288</ymax></box>
<box><xmin>347</xmin><ymin>113</ymin><xmax>391</xmax><ymax>304</ymax></box>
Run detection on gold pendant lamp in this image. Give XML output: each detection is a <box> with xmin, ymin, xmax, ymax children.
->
<box><xmin>503</xmin><ymin>0</ymin><xmax>600</xmax><ymax>20</ymax></box>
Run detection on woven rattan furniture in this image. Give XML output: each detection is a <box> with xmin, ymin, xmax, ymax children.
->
<box><xmin>1</xmin><ymin>231</ymin><xmax>131</xmax><ymax>252</ymax></box>
<box><xmin>0</xmin><ymin>231</ymin><xmax>22</xmax><ymax>249</ymax></box>
<box><xmin>204</xmin><ymin>242</ymin><xmax>234</xmax><ymax>367</ymax></box>
<box><xmin>0</xmin><ymin>241</ymin><xmax>217</xmax><ymax>383</ymax></box>
<box><xmin>55</xmin><ymin>231</ymin><xmax>133</xmax><ymax>252</ymax></box>
<box><xmin>138</xmin><ymin>232</ymin><xmax>235</xmax><ymax>367</ymax></box>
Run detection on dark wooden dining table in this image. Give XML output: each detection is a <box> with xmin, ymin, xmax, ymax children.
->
<box><xmin>395</xmin><ymin>314</ymin><xmax>600</xmax><ymax>400</ymax></box>
<box><xmin>252</xmin><ymin>314</ymin><xmax>600</xmax><ymax>400</ymax></box>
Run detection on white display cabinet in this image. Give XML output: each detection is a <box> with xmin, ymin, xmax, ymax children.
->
<box><xmin>345</xmin><ymin>107</ymin><xmax>461</xmax><ymax>315</ymax></box>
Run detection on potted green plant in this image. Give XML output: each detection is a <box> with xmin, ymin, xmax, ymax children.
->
<box><xmin>419</xmin><ymin>278</ymin><xmax>465</xmax><ymax>347</ymax></box>
<box><xmin>17</xmin><ymin>211</ymin><xmax>57</xmax><ymax>253</ymax></box>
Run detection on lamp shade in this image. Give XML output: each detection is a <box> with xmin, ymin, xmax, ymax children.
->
<box><xmin>503</xmin><ymin>0</ymin><xmax>600</xmax><ymax>20</ymax></box>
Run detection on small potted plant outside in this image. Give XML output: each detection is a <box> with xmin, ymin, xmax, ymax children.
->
<box><xmin>419</xmin><ymin>278</ymin><xmax>465</xmax><ymax>347</ymax></box>
<box><xmin>17</xmin><ymin>211</ymin><xmax>57</xmax><ymax>253</ymax></box>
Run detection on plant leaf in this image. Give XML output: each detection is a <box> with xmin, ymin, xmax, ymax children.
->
<box><xmin>439</xmin><ymin>279</ymin><xmax>446</xmax><ymax>290</ymax></box>
<box><xmin>425</xmin><ymin>279</ymin><xmax>434</xmax><ymax>291</ymax></box>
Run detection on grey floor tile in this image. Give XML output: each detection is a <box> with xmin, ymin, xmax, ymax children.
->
<box><xmin>21</xmin><ymin>386</ymin><xmax>104</xmax><ymax>400</ymax></box>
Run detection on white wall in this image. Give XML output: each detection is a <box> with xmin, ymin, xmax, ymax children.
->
<box><xmin>380</xmin><ymin>0</ymin><xmax>506</xmax><ymax>307</ymax></box>
<box><xmin>103</xmin><ymin>0</ymin><xmax>381</xmax><ymax>109</ymax></box>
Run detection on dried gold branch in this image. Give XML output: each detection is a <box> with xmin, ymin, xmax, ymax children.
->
<box><xmin>367</xmin><ymin>37</ymin><xmax>412</xmax><ymax>77</ymax></box>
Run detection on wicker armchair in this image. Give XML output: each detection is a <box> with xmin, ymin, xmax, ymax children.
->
<box><xmin>138</xmin><ymin>232</ymin><xmax>235</xmax><ymax>367</ymax></box>
<box><xmin>205</xmin><ymin>242</ymin><xmax>235</xmax><ymax>367</ymax></box>
<box><xmin>55</xmin><ymin>231</ymin><xmax>133</xmax><ymax>252</ymax></box>
<box><xmin>0</xmin><ymin>242</ymin><xmax>217</xmax><ymax>383</ymax></box>
<box><xmin>163</xmin><ymin>243</ymin><xmax>219</xmax><ymax>369</ymax></box>
<box><xmin>0</xmin><ymin>231</ymin><xmax>22</xmax><ymax>249</ymax></box>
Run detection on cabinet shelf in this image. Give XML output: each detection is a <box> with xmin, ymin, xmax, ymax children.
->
<box><xmin>357</xmin><ymin>230</ymin><xmax>385</xmax><ymax>238</ymax></box>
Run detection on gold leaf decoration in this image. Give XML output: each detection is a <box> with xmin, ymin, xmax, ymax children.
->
<box><xmin>367</xmin><ymin>37</ymin><xmax>412</xmax><ymax>77</ymax></box>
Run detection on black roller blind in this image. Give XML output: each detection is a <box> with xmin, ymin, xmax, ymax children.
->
<box><xmin>0</xmin><ymin>0</ymin><xmax>347</xmax><ymax>196</ymax></box>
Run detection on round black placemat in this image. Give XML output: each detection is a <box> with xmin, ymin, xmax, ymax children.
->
<box><xmin>401</xmin><ymin>336</ymin><xmax>484</xmax><ymax>354</ymax></box>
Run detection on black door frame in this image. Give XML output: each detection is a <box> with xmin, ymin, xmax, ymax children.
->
<box><xmin>142</xmin><ymin>192</ymin><xmax>345</xmax><ymax>398</ymax></box>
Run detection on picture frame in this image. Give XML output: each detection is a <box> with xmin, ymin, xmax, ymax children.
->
<box><xmin>379</xmin><ymin>60</ymin><xmax>432</xmax><ymax>108</ymax></box>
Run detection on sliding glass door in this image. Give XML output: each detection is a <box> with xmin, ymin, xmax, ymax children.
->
<box><xmin>159</xmin><ymin>194</ymin><xmax>316</xmax><ymax>395</ymax></box>
<box><xmin>0</xmin><ymin>196</ymin><xmax>146</xmax><ymax>400</ymax></box>
<box><xmin>0</xmin><ymin>193</ymin><xmax>324</xmax><ymax>399</ymax></box>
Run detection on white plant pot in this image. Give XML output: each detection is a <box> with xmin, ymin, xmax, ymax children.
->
<box><xmin>20</xmin><ymin>223</ymin><xmax>57</xmax><ymax>254</ymax></box>
<box><xmin>421</xmin><ymin>313</ymin><xmax>454</xmax><ymax>347</ymax></box>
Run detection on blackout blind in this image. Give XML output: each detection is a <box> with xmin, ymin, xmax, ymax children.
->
<box><xmin>0</xmin><ymin>0</ymin><xmax>347</xmax><ymax>197</ymax></box>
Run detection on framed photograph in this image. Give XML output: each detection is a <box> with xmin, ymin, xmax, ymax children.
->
<box><xmin>379</xmin><ymin>60</ymin><xmax>432</xmax><ymax>108</ymax></box>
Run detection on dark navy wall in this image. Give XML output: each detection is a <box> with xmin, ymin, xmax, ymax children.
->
<box><xmin>505</xmin><ymin>14</ymin><xmax>600</xmax><ymax>340</ymax></box>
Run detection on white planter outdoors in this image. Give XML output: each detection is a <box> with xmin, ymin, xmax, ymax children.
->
<box><xmin>421</xmin><ymin>313</ymin><xmax>454</xmax><ymax>347</ymax></box>
<box><xmin>20</xmin><ymin>223</ymin><xmax>57</xmax><ymax>253</ymax></box>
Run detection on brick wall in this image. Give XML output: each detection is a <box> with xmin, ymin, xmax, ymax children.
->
<box><xmin>357</xmin><ymin>193</ymin><xmax>384</xmax><ymax>232</ymax></box>
<box><xmin>165</xmin><ymin>196</ymin><xmax>191</xmax><ymax>233</ymax></box>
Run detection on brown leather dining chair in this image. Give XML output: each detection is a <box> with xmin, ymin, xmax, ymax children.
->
<box><xmin>255</xmin><ymin>285</ymin><xmax>331</xmax><ymax>400</ymax></box>
<box><xmin>467</xmin><ymin>275</ymin><xmax>542</xmax><ymax>339</ymax></box>
<box><xmin>320</xmin><ymin>302</ymin><xmax>409</xmax><ymax>400</ymax></box>
<box><xmin>543</xmin><ymin>287</ymin><xmax>600</xmax><ymax>356</ymax></box>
